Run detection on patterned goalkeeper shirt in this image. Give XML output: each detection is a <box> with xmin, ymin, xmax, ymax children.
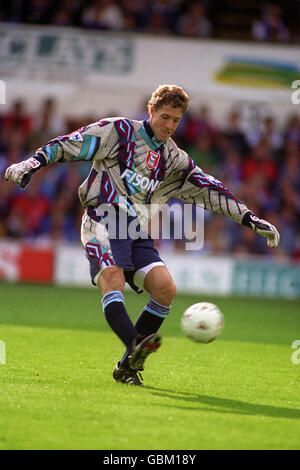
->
<box><xmin>35</xmin><ymin>117</ymin><xmax>250</xmax><ymax>226</ymax></box>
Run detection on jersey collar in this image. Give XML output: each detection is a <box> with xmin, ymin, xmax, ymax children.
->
<box><xmin>143</xmin><ymin>119</ymin><xmax>166</xmax><ymax>147</ymax></box>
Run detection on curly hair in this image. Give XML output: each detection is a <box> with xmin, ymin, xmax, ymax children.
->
<box><xmin>147</xmin><ymin>84</ymin><xmax>190</xmax><ymax>114</ymax></box>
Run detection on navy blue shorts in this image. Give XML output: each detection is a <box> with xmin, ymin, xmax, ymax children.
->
<box><xmin>81</xmin><ymin>210</ymin><xmax>165</xmax><ymax>292</ymax></box>
<box><xmin>84</xmin><ymin>234</ymin><xmax>164</xmax><ymax>292</ymax></box>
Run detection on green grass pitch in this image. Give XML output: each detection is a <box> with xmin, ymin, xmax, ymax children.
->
<box><xmin>0</xmin><ymin>282</ymin><xmax>300</xmax><ymax>450</ymax></box>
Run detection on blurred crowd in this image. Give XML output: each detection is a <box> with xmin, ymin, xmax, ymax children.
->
<box><xmin>0</xmin><ymin>97</ymin><xmax>300</xmax><ymax>263</ymax></box>
<box><xmin>0</xmin><ymin>0</ymin><xmax>299</xmax><ymax>43</ymax></box>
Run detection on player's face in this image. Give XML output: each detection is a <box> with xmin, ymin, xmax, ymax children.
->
<box><xmin>149</xmin><ymin>104</ymin><xmax>183</xmax><ymax>142</ymax></box>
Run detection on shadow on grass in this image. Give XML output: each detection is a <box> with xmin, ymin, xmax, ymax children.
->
<box><xmin>146</xmin><ymin>386</ymin><xmax>300</xmax><ymax>420</ymax></box>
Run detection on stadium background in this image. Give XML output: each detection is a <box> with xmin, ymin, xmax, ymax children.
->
<box><xmin>1</xmin><ymin>0</ymin><xmax>300</xmax><ymax>297</ymax></box>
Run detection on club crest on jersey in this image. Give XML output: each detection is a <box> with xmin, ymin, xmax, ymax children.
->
<box><xmin>146</xmin><ymin>150</ymin><xmax>160</xmax><ymax>170</ymax></box>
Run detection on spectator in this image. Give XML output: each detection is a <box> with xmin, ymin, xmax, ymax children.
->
<box><xmin>223</xmin><ymin>110</ymin><xmax>249</xmax><ymax>155</ymax></box>
<box><xmin>6</xmin><ymin>172</ymin><xmax>52</xmax><ymax>238</ymax></box>
<box><xmin>252</xmin><ymin>2</ymin><xmax>290</xmax><ymax>43</ymax></box>
<box><xmin>122</xmin><ymin>11</ymin><xmax>139</xmax><ymax>32</ymax></box>
<box><xmin>279</xmin><ymin>179</ymin><xmax>300</xmax><ymax>215</ymax></box>
<box><xmin>284</xmin><ymin>113</ymin><xmax>300</xmax><ymax>146</ymax></box>
<box><xmin>280</xmin><ymin>145</ymin><xmax>300</xmax><ymax>190</ymax></box>
<box><xmin>81</xmin><ymin>0</ymin><xmax>124</xmax><ymax>30</ymax></box>
<box><xmin>52</xmin><ymin>8</ymin><xmax>73</xmax><ymax>26</ymax></box>
<box><xmin>0</xmin><ymin>182</ymin><xmax>15</xmax><ymax>238</ymax></box>
<box><xmin>0</xmin><ymin>128</ymin><xmax>26</xmax><ymax>168</ymax></box>
<box><xmin>246</xmin><ymin>115</ymin><xmax>283</xmax><ymax>151</ymax></box>
<box><xmin>233</xmin><ymin>225</ymin><xmax>269</xmax><ymax>257</ymax></box>
<box><xmin>240</xmin><ymin>172</ymin><xmax>276</xmax><ymax>214</ymax></box>
<box><xmin>0</xmin><ymin>0</ymin><xmax>298</xmax><ymax>45</ymax></box>
<box><xmin>180</xmin><ymin>106</ymin><xmax>216</xmax><ymax>147</ymax></box>
<box><xmin>26</xmin><ymin>0</ymin><xmax>54</xmax><ymax>24</ymax></box>
<box><xmin>53</xmin><ymin>0</ymin><xmax>83</xmax><ymax>26</ymax></box>
<box><xmin>188</xmin><ymin>133</ymin><xmax>218</xmax><ymax>174</ymax></box>
<box><xmin>176</xmin><ymin>1</ymin><xmax>212</xmax><ymax>38</ymax></box>
<box><xmin>0</xmin><ymin>0</ymin><xmax>28</xmax><ymax>23</ymax></box>
<box><xmin>143</xmin><ymin>11</ymin><xmax>170</xmax><ymax>35</ymax></box>
<box><xmin>2</xmin><ymin>100</ymin><xmax>33</xmax><ymax>139</ymax></box>
<box><xmin>0</xmin><ymin>123</ymin><xmax>19</xmax><ymax>171</ymax></box>
<box><xmin>146</xmin><ymin>0</ymin><xmax>180</xmax><ymax>33</ymax></box>
<box><xmin>242</xmin><ymin>139</ymin><xmax>278</xmax><ymax>186</ymax></box>
<box><xmin>32</xmin><ymin>98</ymin><xmax>66</xmax><ymax>143</ymax></box>
<box><xmin>49</xmin><ymin>192</ymin><xmax>80</xmax><ymax>241</ymax></box>
<box><xmin>278</xmin><ymin>204</ymin><xmax>298</xmax><ymax>256</ymax></box>
<box><xmin>119</xmin><ymin>0</ymin><xmax>148</xmax><ymax>31</ymax></box>
<box><xmin>216</xmin><ymin>147</ymin><xmax>243</xmax><ymax>193</ymax></box>
<box><xmin>205</xmin><ymin>216</ymin><xmax>229</xmax><ymax>254</ymax></box>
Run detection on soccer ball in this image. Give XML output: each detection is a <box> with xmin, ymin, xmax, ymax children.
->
<box><xmin>181</xmin><ymin>302</ymin><xmax>224</xmax><ymax>343</ymax></box>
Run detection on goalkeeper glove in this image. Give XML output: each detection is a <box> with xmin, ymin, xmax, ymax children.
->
<box><xmin>242</xmin><ymin>212</ymin><xmax>280</xmax><ymax>248</ymax></box>
<box><xmin>5</xmin><ymin>155</ymin><xmax>46</xmax><ymax>189</ymax></box>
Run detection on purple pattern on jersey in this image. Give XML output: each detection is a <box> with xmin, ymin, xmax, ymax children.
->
<box><xmin>188</xmin><ymin>170</ymin><xmax>239</xmax><ymax>200</ymax></box>
<box><xmin>114</xmin><ymin>119</ymin><xmax>137</xmax><ymax>198</ymax></box>
<box><xmin>45</xmin><ymin>134</ymin><xmax>70</xmax><ymax>147</ymax></box>
<box><xmin>119</xmin><ymin>142</ymin><xmax>135</xmax><ymax>169</ymax></box>
<box><xmin>185</xmin><ymin>157</ymin><xmax>196</xmax><ymax>176</ymax></box>
<box><xmin>87</xmin><ymin>207</ymin><xmax>101</xmax><ymax>222</ymax></box>
<box><xmin>85</xmin><ymin>242</ymin><xmax>115</xmax><ymax>277</ymax></box>
<box><xmin>87</xmin><ymin>168</ymin><xmax>98</xmax><ymax>192</ymax></box>
<box><xmin>115</xmin><ymin>118</ymin><xmax>134</xmax><ymax>142</ymax></box>
<box><xmin>44</xmin><ymin>121</ymin><xmax>109</xmax><ymax>149</ymax></box>
<box><xmin>97</xmin><ymin>120</ymin><xmax>111</xmax><ymax>127</ymax></box>
<box><xmin>98</xmin><ymin>171</ymin><xmax>118</xmax><ymax>204</ymax></box>
<box><xmin>115</xmin><ymin>119</ymin><xmax>136</xmax><ymax>170</ymax></box>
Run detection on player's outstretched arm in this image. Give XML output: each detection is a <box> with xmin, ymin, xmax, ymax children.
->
<box><xmin>5</xmin><ymin>154</ymin><xmax>47</xmax><ymax>189</ymax></box>
<box><xmin>175</xmin><ymin>163</ymin><xmax>280</xmax><ymax>249</ymax></box>
<box><xmin>241</xmin><ymin>212</ymin><xmax>280</xmax><ymax>248</ymax></box>
<box><xmin>4</xmin><ymin>120</ymin><xmax>113</xmax><ymax>189</ymax></box>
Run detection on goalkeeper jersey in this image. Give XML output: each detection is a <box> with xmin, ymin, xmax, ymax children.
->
<box><xmin>36</xmin><ymin>117</ymin><xmax>250</xmax><ymax>226</ymax></box>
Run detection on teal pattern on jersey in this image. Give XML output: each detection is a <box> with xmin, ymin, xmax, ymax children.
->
<box><xmin>45</xmin><ymin>142</ymin><xmax>59</xmax><ymax>163</ymax></box>
<box><xmin>139</xmin><ymin>125</ymin><xmax>161</xmax><ymax>151</ymax></box>
<box><xmin>78</xmin><ymin>135</ymin><xmax>101</xmax><ymax>161</ymax></box>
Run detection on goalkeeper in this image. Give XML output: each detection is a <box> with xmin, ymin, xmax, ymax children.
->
<box><xmin>5</xmin><ymin>85</ymin><xmax>280</xmax><ymax>386</ymax></box>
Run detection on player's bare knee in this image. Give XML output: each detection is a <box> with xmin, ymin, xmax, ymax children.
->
<box><xmin>151</xmin><ymin>278</ymin><xmax>176</xmax><ymax>306</ymax></box>
<box><xmin>97</xmin><ymin>266</ymin><xmax>125</xmax><ymax>295</ymax></box>
<box><xmin>163</xmin><ymin>277</ymin><xmax>176</xmax><ymax>298</ymax></box>
<box><xmin>164</xmin><ymin>280</ymin><xmax>177</xmax><ymax>304</ymax></box>
<box><xmin>144</xmin><ymin>266</ymin><xmax>176</xmax><ymax>306</ymax></box>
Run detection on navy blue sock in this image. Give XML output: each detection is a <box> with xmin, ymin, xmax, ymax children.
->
<box><xmin>102</xmin><ymin>291</ymin><xmax>137</xmax><ymax>350</ymax></box>
<box><xmin>119</xmin><ymin>298</ymin><xmax>171</xmax><ymax>368</ymax></box>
